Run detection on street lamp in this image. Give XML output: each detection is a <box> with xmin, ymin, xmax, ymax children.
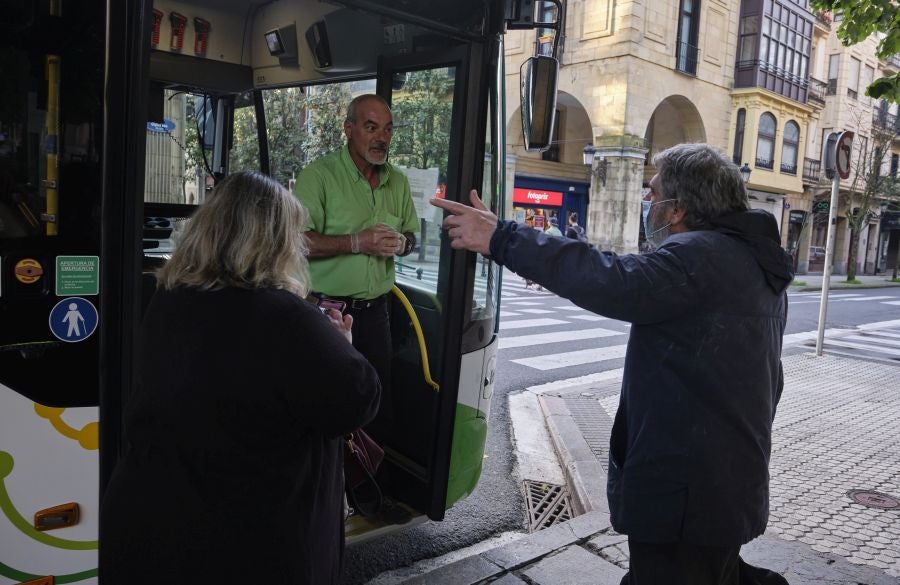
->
<box><xmin>583</xmin><ymin>144</ymin><xmax>608</xmax><ymax>186</ymax></box>
<box><xmin>739</xmin><ymin>162</ymin><xmax>752</xmax><ymax>184</ymax></box>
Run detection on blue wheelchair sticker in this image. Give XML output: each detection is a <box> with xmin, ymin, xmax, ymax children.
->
<box><xmin>49</xmin><ymin>297</ymin><xmax>98</xmax><ymax>342</ymax></box>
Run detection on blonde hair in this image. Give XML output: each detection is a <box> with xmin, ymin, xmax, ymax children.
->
<box><xmin>157</xmin><ymin>171</ymin><xmax>310</xmax><ymax>297</ymax></box>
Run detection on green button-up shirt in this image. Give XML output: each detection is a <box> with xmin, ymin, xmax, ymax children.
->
<box><xmin>294</xmin><ymin>145</ymin><xmax>419</xmax><ymax>299</ymax></box>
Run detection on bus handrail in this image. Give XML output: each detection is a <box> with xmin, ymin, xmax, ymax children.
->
<box><xmin>390</xmin><ymin>285</ymin><xmax>440</xmax><ymax>392</ymax></box>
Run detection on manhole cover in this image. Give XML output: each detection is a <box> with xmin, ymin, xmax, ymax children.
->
<box><xmin>523</xmin><ymin>480</ymin><xmax>572</xmax><ymax>532</ymax></box>
<box><xmin>847</xmin><ymin>489</ymin><xmax>900</xmax><ymax>509</ymax></box>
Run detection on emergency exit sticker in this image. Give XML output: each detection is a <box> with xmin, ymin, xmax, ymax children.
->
<box><xmin>56</xmin><ymin>256</ymin><xmax>100</xmax><ymax>296</ymax></box>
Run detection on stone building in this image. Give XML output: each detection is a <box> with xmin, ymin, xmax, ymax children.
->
<box><xmin>503</xmin><ymin>0</ymin><xmax>900</xmax><ymax>275</ymax></box>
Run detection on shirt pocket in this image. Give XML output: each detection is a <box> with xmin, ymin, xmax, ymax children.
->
<box><xmin>374</xmin><ymin>210</ymin><xmax>403</xmax><ymax>232</ymax></box>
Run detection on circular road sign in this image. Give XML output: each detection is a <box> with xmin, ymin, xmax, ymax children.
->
<box><xmin>836</xmin><ymin>131</ymin><xmax>854</xmax><ymax>180</ymax></box>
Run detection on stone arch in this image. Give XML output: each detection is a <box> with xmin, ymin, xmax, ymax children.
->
<box><xmin>643</xmin><ymin>95</ymin><xmax>707</xmax><ymax>170</ymax></box>
<box><xmin>506</xmin><ymin>90</ymin><xmax>592</xmax><ymax>165</ymax></box>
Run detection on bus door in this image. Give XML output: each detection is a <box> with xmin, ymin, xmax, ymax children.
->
<box><xmin>373</xmin><ymin>42</ymin><xmax>501</xmax><ymax>522</ymax></box>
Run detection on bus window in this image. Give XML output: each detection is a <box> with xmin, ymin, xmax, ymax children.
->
<box><xmin>228</xmin><ymin>91</ymin><xmax>260</xmax><ymax>177</ymax></box>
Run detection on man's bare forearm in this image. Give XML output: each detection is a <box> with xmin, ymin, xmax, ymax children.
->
<box><xmin>305</xmin><ymin>230</ymin><xmax>352</xmax><ymax>258</ymax></box>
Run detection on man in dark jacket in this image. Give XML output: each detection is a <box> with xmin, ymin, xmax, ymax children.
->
<box><xmin>432</xmin><ymin>144</ymin><xmax>793</xmax><ymax>585</ymax></box>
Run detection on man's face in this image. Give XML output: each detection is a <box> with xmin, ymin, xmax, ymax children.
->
<box><xmin>344</xmin><ymin>98</ymin><xmax>394</xmax><ymax>166</ymax></box>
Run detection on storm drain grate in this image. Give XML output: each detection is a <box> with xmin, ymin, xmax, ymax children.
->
<box><xmin>847</xmin><ymin>489</ymin><xmax>900</xmax><ymax>509</ymax></box>
<box><xmin>523</xmin><ymin>480</ymin><xmax>573</xmax><ymax>532</ymax></box>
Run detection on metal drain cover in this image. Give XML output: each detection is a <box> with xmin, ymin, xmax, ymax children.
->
<box><xmin>523</xmin><ymin>480</ymin><xmax>573</xmax><ymax>532</ymax></box>
<box><xmin>847</xmin><ymin>489</ymin><xmax>900</xmax><ymax>509</ymax></box>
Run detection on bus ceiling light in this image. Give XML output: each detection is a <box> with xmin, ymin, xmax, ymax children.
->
<box><xmin>265</xmin><ymin>24</ymin><xmax>298</xmax><ymax>64</ymax></box>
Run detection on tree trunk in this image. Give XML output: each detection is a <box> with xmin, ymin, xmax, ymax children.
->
<box><xmin>846</xmin><ymin>227</ymin><xmax>859</xmax><ymax>281</ymax></box>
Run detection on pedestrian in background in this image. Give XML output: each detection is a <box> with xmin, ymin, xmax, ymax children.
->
<box><xmin>565</xmin><ymin>211</ymin><xmax>587</xmax><ymax>242</ymax></box>
<box><xmin>544</xmin><ymin>215</ymin><xmax>563</xmax><ymax>237</ymax></box>
<box><xmin>101</xmin><ymin>171</ymin><xmax>381</xmax><ymax>585</ymax></box>
<box><xmin>431</xmin><ymin>143</ymin><xmax>794</xmax><ymax>585</ymax></box>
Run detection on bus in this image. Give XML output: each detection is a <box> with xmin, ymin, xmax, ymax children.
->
<box><xmin>0</xmin><ymin>0</ymin><xmax>560</xmax><ymax>582</ymax></box>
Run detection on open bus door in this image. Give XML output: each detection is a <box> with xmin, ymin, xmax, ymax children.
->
<box><xmin>365</xmin><ymin>43</ymin><xmax>502</xmax><ymax>527</ymax></box>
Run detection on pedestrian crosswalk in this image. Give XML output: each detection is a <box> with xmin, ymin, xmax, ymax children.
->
<box><xmin>497</xmin><ymin>277</ymin><xmax>900</xmax><ymax>386</ymax></box>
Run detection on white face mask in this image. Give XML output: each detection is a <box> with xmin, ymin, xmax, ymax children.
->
<box><xmin>642</xmin><ymin>198</ymin><xmax>677</xmax><ymax>250</ymax></box>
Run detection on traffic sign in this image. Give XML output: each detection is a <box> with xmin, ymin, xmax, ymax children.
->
<box><xmin>835</xmin><ymin>131</ymin><xmax>854</xmax><ymax>180</ymax></box>
<box><xmin>49</xmin><ymin>297</ymin><xmax>98</xmax><ymax>343</ymax></box>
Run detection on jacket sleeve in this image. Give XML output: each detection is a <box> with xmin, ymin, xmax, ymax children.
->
<box><xmin>489</xmin><ymin>220</ymin><xmax>706</xmax><ymax>324</ymax></box>
<box><xmin>277</xmin><ymin>301</ymin><xmax>381</xmax><ymax>438</ymax></box>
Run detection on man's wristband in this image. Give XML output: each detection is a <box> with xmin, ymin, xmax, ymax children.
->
<box><xmin>350</xmin><ymin>232</ymin><xmax>360</xmax><ymax>254</ymax></box>
<box><xmin>400</xmin><ymin>233</ymin><xmax>414</xmax><ymax>256</ymax></box>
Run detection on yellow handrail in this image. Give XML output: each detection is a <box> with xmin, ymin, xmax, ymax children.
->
<box><xmin>391</xmin><ymin>285</ymin><xmax>439</xmax><ymax>392</ymax></box>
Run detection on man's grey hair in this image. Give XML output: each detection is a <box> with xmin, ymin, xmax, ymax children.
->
<box><xmin>345</xmin><ymin>93</ymin><xmax>391</xmax><ymax>124</ymax></box>
<box><xmin>652</xmin><ymin>143</ymin><xmax>749</xmax><ymax>229</ymax></box>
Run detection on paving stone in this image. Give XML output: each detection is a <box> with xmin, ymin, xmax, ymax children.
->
<box><xmin>564</xmin><ymin>510</ymin><xmax>612</xmax><ymax>539</ymax></box>
<box><xmin>401</xmin><ymin>554</ymin><xmax>503</xmax><ymax>585</ymax></box>
<box><xmin>487</xmin><ymin>574</ymin><xmax>528</xmax><ymax>585</ymax></box>
<box><xmin>586</xmin><ymin>533</ymin><xmax>628</xmax><ymax>551</ymax></box>
<box><xmin>483</xmin><ymin>522</ymin><xmax>577</xmax><ymax>570</ymax></box>
<box><xmin>522</xmin><ymin>545</ymin><xmax>626</xmax><ymax>585</ymax></box>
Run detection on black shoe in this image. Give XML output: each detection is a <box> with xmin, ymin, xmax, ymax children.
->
<box><xmin>376</xmin><ymin>496</ymin><xmax>411</xmax><ymax>525</ymax></box>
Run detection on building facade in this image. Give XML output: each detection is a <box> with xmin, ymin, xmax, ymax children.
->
<box><xmin>503</xmin><ymin>0</ymin><xmax>900</xmax><ymax>274</ymax></box>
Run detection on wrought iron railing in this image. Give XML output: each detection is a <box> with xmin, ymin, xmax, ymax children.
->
<box><xmin>807</xmin><ymin>77</ymin><xmax>827</xmax><ymax>103</ymax></box>
<box><xmin>756</xmin><ymin>157</ymin><xmax>774</xmax><ymax>170</ymax></box>
<box><xmin>675</xmin><ymin>41</ymin><xmax>699</xmax><ymax>75</ymax></box>
<box><xmin>826</xmin><ymin>78</ymin><xmax>837</xmax><ymax>96</ymax></box>
<box><xmin>780</xmin><ymin>162</ymin><xmax>798</xmax><ymax>175</ymax></box>
<box><xmin>872</xmin><ymin>111</ymin><xmax>899</xmax><ymax>133</ymax></box>
<box><xmin>803</xmin><ymin>158</ymin><xmax>821</xmax><ymax>183</ymax></box>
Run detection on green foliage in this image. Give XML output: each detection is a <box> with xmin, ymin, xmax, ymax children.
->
<box><xmin>810</xmin><ymin>0</ymin><xmax>900</xmax><ymax>101</ymax></box>
<box><xmin>791</xmin><ymin>280</ymin><xmax>808</xmax><ymax>287</ymax></box>
<box><xmin>390</xmin><ymin>69</ymin><xmax>455</xmax><ymax>176</ymax></box>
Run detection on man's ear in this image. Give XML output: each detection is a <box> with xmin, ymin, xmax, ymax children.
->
<box><xmin>669</xmin><ymin>201</ymin><xmax>688</xmax><ymax>228</ymax></box>
<box><xmin>343</xmin><ymin>121</ymin><xmax>352</xmax><ymax>140</ymax></box>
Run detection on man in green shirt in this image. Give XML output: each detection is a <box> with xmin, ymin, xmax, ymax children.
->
<box><xmin>294</xmin><ymin>93</ymin><xmax>418</xmax><ymax>439</ymax></box>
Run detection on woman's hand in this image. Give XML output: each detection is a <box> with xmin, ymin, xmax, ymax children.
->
<box><xmin>324</xmin><ymin>309</ymin><xmax>353</xmax><ymax>343</ymax></box>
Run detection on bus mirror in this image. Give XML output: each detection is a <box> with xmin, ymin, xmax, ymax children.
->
<box><xmin>520</xmin><ymin>56</ymin><xmax>558</xmax><ymax>152</ymax></box>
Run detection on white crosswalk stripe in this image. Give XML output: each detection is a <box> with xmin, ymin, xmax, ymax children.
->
<box><xmin>511</xmin><ymin>345</ymin><xmax>628</xmax><ymax>370</ymax></box>
<box><xmin>882</xmin><ymin>300</ymin><xmax>900</xmax><ymax>306</ymax></box>
<box><xmin>499</xmin><ymin>318</ymin><xmax>570</xmax><ymax>330</ymax></box>
<box><xmin>516</xmin><ymin>308</ymin><xmax>555</xmax><ymax>314</ymax></box>
<box><xmin>500</xmin><ymin>327</ymin><xmax>625</xmax><ymax>349</ymax></box>
<box><xmin>569</xmin><ymin>315</ymin><xmax>611</xmax><ymax>321</ymax></box>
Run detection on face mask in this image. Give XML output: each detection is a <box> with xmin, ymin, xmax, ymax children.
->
<box><xmin>642</xmin><ymin>198</ymin><xmax>677</xmax><ymax>250</ymax></box>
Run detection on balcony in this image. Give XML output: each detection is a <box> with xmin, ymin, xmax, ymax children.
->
<box><xmin>756</xmin><ymin>157</ymin><xmax>774</xmax><ymax>170</ymax></box>
<box><xmin>873</xmin><ymin>111</ymin><xmax>900</xmax><ymax>133</ymax></box>
<box><xmin>780</xmin><ymin>162</ymin><xmax>798</xmax><ymax>175</ymax></box>
<box><xmin>807</xmin><ymin>77</ymin><xmax>827</xmax><ymax>105</ymax></box>
<box><xmin>675</xmin><ymin>41</ymin><xmax>699</xmax><ymax>76</ymax></box>
<box><xmin>803</xmin><ymin>158</ymin><xmax>821</xmax><ymax>183</ymax></box>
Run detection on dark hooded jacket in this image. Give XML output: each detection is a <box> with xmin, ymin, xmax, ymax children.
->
<box><xmin>490</xmin><ymin>209</ymin><xmax>793</xmax><ymax>546</ymax></box>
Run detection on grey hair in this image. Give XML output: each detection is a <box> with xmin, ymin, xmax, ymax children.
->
<box><xmin>345</xmin><ymin>93</ymin><xmax>391</xmax><ymax>124</ymax></box>
<box><xmin>157</xmin><ymin>171</ymin><xmax>310</xmax><ymax>297</ymax></box>
<box><xmin>651</xmin><ymin>143</ymin><xmax>749</xmax><ymax>229</ymax></box>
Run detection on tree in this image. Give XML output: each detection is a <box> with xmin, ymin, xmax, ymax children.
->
<box><xmin>390</xmin><ymin>69</ymin><xmax>454</xmax><ymax>176</ymax></box>
<box><xmin>841</xmin><ymin>109</ymin><xmax>899</xmax><ymax>281</ymax></box>
<box><xmin>810</xmin><ymin>0</ymin><xmax>899</xmax><ymax>102</ymax></box>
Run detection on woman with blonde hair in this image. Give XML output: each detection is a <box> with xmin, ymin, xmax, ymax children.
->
<box><xmin>101</xmin><ymin>171</ymin><xmax>380</xmax><ymax>584</ymax></box>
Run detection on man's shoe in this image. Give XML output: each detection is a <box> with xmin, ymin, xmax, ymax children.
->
<box><xmin>376</xmin><ymin>496</ymin><xmax>411</xmax><ymax>525</ymax></box>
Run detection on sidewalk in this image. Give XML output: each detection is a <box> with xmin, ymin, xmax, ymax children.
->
<box><xmin>791</xmin><ymin>273</ymin><xmax>900</xmax><ymax>292</ymax></box>
<box><xmin>396</xmin><ymin>352</ymin><xmax>900</xmax><ymax>584</ymax></box>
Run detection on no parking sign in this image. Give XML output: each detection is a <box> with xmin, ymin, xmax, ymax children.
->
<box><xmin>49</xmin><ymin>297</ymin><xmax>98</xmax><ymax>342</ymax></box>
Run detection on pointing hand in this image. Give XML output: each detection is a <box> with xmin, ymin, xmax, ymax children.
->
<box><xmin>430</xmin><ymin>189</ymin><xmax>497</xmax><ymax>256</ymax></box>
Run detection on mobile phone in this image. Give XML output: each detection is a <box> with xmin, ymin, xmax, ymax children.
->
<box><xmin>317</xmin><ymin>298</ymin><xmax>347</xmax><ymax>314</ymax></box>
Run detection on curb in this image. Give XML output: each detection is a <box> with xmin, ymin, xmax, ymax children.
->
<box><xmin>791</xmin><ymin>281</ymin><xmax>900</xmax><ymax>293</ymax></box>
<box><xmin>537</xmin><ymin>394</ymin><xmax>608</xmax><ymax>516</ymax></box>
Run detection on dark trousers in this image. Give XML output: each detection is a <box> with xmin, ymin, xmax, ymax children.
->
<box><xmin>348</xmin><ymin>301</ymin><xmax>393</xmax><ymax>432</ymax></box>
<box><xmin>620</xmin><ymin>539</ymin><xmax>789</xmax><ymax>585</ymax></box>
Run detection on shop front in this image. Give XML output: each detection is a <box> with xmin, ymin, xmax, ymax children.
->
<box><xmin>511</xmin><ymin>176</ymin><xmax>589</xmax><ymax>235</ymax></box>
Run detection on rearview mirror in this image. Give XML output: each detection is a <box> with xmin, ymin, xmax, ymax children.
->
<box><xmin>520</xmin><ymin>56</ymin><xmax>559</xmax><ymax>152</ymax></box>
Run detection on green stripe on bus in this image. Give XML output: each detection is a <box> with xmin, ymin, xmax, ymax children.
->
<box><xmin>0</xmin><ymin>451</ymin><xmax>99</xmax><ymax>550</ymax></box>
<box><xmin>0</xmin><ymin>561</ymin><xmax>97</xmax><ymax>583</ymax></box>
<box><xmin>446</xmin><ymin>403</ymin><xmax>488</xmax><ymax>507</ymax></box>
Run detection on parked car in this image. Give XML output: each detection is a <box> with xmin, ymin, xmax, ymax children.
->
<box><xmin>810</xmin><ymin>246</ymin><xmax>826</xmax><ymax>261</ymax></box>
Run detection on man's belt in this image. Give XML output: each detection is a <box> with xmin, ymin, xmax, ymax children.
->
<box><xmin>312</xmin><ymin>292</ymin><xmax>388</xmax><ymax>311</ymax></box>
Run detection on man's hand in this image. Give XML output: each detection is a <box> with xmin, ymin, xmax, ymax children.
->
<box><xmin>358</xmin><ymin>224</ymin><xmax>403</xmax><ymax>257</ymax></box>
<box><xmin>430</xmin><ymin>189</ymin><xmax>497</xmax><ymax>256</ymax></box>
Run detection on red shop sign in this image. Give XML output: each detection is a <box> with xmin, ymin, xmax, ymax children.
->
<box><xmin>513</xmin><ymin>187</ymin><xmax>563</xmax><ymax>207</ymax></box>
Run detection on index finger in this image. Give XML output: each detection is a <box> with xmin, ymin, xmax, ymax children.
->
<box><xmin>430</xmin><ymin>197</ymin><xmax>471</xmax><ymax>215</ymax></box>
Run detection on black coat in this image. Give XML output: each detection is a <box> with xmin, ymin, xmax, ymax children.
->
<box><xmin>101</xmin><ymin>287</ymin><xmax>380</xmax><ymax>584</ymax></box>
<box><xmin>490</xmin><ymin>210</ymin><xmax>793</xmax><ymax>546</ymax></box>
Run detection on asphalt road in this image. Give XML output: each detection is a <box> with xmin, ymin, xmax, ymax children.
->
<box><xmin>341</xmin><ymin>274</ymin><xmax>900</xmax><ymax>584</ymax></box>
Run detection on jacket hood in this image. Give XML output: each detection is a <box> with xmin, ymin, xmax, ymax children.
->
<box><xmin>709</xmin><ymin>209</ymin><xmax>794</xmax><ymax>294</ymax></box>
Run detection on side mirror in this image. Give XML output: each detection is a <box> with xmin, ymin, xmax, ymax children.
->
<box><xmin>520</xmin><ymin>56</ymin><xmax>559</xmax><ymax>152</ymax></box>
